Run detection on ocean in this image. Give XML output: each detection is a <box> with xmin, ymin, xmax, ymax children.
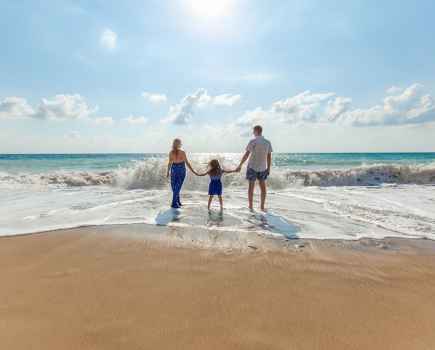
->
<box><xmin>1</xmin><ymin>153</ymin><xmax>435</xmax><ymax>240</ymax></box>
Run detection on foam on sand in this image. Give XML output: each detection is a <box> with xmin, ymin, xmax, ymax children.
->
<box><xmin>1</xmin><ymin>157</ymin><xmax>435</xmax><ymax>242</ymax></box>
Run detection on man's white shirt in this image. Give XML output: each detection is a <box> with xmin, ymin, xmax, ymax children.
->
<box><xmin>246</xmin><ymin>136</ymin><xmax>273</xmax><ymax>172</ymax></box>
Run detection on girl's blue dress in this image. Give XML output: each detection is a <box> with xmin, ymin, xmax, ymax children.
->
<box><xmin>208</xmin><ymin>173</ymin><xmax>222</xmax><ymax>196</ymax></box>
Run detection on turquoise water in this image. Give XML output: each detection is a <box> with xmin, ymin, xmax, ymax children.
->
<box><xmin>1</xmin><ymin>153</ymin><xmax>435</xmax><ymax>174</ymax></box>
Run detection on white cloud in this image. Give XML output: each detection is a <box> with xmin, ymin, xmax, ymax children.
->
<box><xmin>234</xmin><ymin>107</ymin><xmax>269</xmax><ymax>136</ymax></box>
<box><xmin>386</xmin><ymin>86</ymin><xmax>403</xmax><ymax>95</ymax></box>
<box><xmin>34</xmin><ymin>94</ymin><xmax>97</xmax><ymax>120</ymax></box>
<box><xmin>164</xmin><ymin>88</ymin><xmax>241</xmax><ymax>125</ymax></box>
<box><xmin>272</xmin><ymin>91</ymin><xmax>349</xmax><ymax>124</ymax></box>
<box><xmin>326</xmin><ymin>96</ymin><xmax>353</xmax><ymax>122</ymax></box>
<box><xmin>0</xmin><ymin>94</ymin><xmax>97</xmax><ymax>121</ymax></box>
<box><xmin>142</xmin><ymin>92</ymin><xmax>167</xmax><ymax>104</ymax></box>
<box><xmin>94</xmin><ymin>116</ymin><xmax>114</xmax><ymax>126</ymax></box>
<box><xmin>164</xmin><ymin>89</ymin><xmax>204</xmax><ymax>125</ymax></box>
<box><xmin>234</xmin><ymin>83</ymin><xmax>435</xmax><ymax>130</ymax></box>
<box><xmin>236</xmin><ymin>107</ymin><xmax>269</xmax><ymax>128</ymax></box>
<box><xmin>0</xmin><ymin>97</ymin><xmax>35</xmax><ymax>119</ymax></box>
<box><xmin>100</xmin><ymin>28</ymin><xmax>117</xmax><ymax>50</ymax></box>
<box><xmin>343</xmin><ymin>84</ymin><xmax>435</xmax><ymax>126</ymax></box>
<box><xmin>123</xmin><ymin>115</ymin><xmax>148</xmax><ymax>125</ymax></box>
<box><xmin>213</xmin><ymin>94</ymin><xmax>241</xmax><ymax>106</ymax></box>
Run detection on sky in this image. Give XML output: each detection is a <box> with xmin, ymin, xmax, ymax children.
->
<box><xmin>1</xmin><ymin>0</ymin><xmax>435</xmax><ymax>153</ymax></box>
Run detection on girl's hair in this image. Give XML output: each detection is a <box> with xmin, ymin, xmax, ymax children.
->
<box><xmin>208</xmin><ymin>159</ymin><xmax>221</xmax><ymax>177</ymax></box>
<box><xmin>172</xmin><ymin>138</ymin><xmax>181</xmax><ymax>156</ymax></box>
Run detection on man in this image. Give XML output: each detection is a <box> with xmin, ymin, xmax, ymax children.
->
<box><xmin>236</xmin><ymin>125</ymin><xmax>273</xmax><ymax>211</ymax></box>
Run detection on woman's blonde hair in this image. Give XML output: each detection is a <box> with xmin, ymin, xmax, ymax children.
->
<box><xmin>172</xmin><ymin>138</ymin><xmax>181</xmax><ymax>155</ymax></box>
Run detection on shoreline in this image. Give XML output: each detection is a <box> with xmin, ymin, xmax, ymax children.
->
<box><xmin>1</xmin><ymin>225</ymin><xmax>435</xmax><ymax>349</ymax></box>
<box><xmin>2</xmin><ymin>223</ymin><xmax>435</xmax><ymax>252</ymax></box>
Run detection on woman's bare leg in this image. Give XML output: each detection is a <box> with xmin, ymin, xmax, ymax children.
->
<box><xmin>218</xmin><ymin>195</ymin><xmax>223</xmax><ymax>211</ymax></box>
<box><xmin>208</xmin><ymin>196</ymin><xmax>213</xmax><ymax>210</ymax></box>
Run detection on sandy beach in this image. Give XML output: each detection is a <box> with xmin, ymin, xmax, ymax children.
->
<box><xmin>1</xmin><ymin>226</ymin><xmax>435</xmax><ymax>350</ymax></box>
<box><xmin>3</xmin><ymin>0</ymin><xmax>435</xmax><ymax>347</ymax></box>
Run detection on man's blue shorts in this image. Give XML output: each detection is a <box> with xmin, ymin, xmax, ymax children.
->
<box><xmin>246</xmin><ymin>168</ymin><xmax>269</xmax><ymax>181</ymax></box>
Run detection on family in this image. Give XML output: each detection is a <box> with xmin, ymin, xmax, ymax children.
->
<box><xmin>166</xmin><ymin>125</ymin><xmax>273</xmax><ymax>211</ymax></box>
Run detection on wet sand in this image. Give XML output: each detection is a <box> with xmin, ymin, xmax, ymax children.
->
<box><xmin>1</xmin><ymin>226</ymin><xmax>435</xmax><ymax>350</ymax></box>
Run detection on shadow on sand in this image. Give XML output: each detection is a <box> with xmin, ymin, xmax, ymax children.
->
<box><xmin>207</xmin><ymin>210</ymin><xmax>224</xmax><ymax>226</ymax></box>
<box><xmin>155</xmin><ymin>207</ymin><xmax>300</xmax><ymax>240</ymax></box>
<box><xmin>249</xmin><ymin>211</ymin><xmax>300</xmax><ymax>239</ymax></box>
<box><xmin>155</xmin><ymin>208</ymin><xmax>181</xmax><ymax>226</ymax></box>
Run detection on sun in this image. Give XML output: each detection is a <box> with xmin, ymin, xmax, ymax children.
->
<box><xmin>186</xmin><ymin>0</ymin><xmax>234</xmax><ymax>19</ymax></box>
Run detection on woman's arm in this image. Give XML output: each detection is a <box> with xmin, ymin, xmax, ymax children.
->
<box><xmin>167</xmin><ymin>152</ymin><xmax>173</xmax><ymax>178</ymax></box>
<box><xmin>183</xmin><ymin>152</ymin><xmax>199</xmax><ymax>175</ymax></box>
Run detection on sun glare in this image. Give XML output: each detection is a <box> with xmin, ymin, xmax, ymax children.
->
<box><xmin>187</xmin><ymin>0</ymin><xmax>234</xmax><ymax>19</ymax></box>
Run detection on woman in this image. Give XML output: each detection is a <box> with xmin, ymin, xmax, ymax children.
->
<box><xmin>166</xmin><ymin>138</ymin><xmax>196</xmax><ymax>208</ymax></box>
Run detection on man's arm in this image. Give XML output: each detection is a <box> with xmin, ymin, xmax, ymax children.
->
<box><xmin>266</xmin><ymin>152</ymin><xmax>272</xmax><ymax>174</ymax></box>
<box><xmin>236</xmin><ymin>150</ymin><xmax>250</xmax><ymax>172</ymax></box>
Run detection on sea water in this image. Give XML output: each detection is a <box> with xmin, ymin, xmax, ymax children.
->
<box><xmin>1</xmin><ymin>153</ymin><xmax>435</xmax><ymax>240</ymax></box>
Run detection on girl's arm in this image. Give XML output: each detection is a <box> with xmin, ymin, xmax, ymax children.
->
<box><xmin>166</xmin><ymin>152</ymin><xmax>173</xmax><ymax>178</ymax></box>
<box><xmin>222</xmin><ymin>168</ymin><xmax>238</xmax><ymax>174</ymax></box>
<box><xmin>195</xmin><ymin>171</ymin><xmax>209</xmax><ymax>176</ymax></box>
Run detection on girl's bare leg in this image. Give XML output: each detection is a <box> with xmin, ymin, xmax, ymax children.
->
<box><xmin>218</xmin><ymin>195</ymin><xmax>223</xmax><ymax>211</ymax></box>
<box><xmin>208</xmin><ymin>196</ymin><xmax>213</xmax><ymax>210</ymax></box>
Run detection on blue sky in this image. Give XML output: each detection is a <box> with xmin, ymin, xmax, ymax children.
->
<box><xmin>1</xmin><ymin>0</ymin><xmax>435</xmax><ymax>153</ymax></box>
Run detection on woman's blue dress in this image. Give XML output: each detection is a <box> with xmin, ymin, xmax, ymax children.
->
<box><xmin>170</xmin><ymin>162</ymin><xmax>186</xmax><ymax>208</ymax></box>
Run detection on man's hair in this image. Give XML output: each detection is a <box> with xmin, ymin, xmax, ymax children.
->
<box><xmin>253</xmin><ymin>125</ymin><xmax>263</xmax><ymax>135</ymax></box>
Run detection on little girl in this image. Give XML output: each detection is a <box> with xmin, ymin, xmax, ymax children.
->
<box><xmin>195</xmin><ymin>159</ymin><xmax>237</xmax><ymax>211</ymax></box>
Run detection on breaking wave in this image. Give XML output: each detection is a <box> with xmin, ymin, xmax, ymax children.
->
<box><xmin>1</xmin><ymin>160</ymin><xmax>435</xmax><ymax>189</ymax></box>
<box><xmin>285</xmin><ymin>163</ymin><xmax>435</xmax><ymax>186</ymax></box>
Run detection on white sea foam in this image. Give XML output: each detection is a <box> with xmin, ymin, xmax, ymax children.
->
<box><xmin>1</xmin><ymin>158</ymin><xmax>435</xmax><ymax>242</ymax></box>
<box><xmin>1</xmin><ymin>160</ymin><xmax>435</xmax><ymax>190</ymax></box>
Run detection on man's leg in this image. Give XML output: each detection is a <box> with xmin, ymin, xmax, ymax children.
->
<box><xmin>248</xmin><ymin>181</ymin><xmax>255</xmax><ymax>210</ymax></box>
<box><xmin>259</xmin><ymin>180</ymin><xmax>267</xmax><ymax>211</ymax></box>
